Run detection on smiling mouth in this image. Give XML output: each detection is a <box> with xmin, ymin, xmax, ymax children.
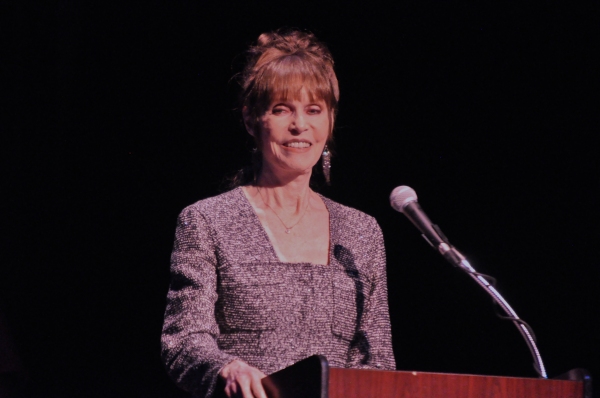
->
<box><xmin>284</xmin><ymin>142</ymin><xmax>311</xmax><ymax>148</ymax></box>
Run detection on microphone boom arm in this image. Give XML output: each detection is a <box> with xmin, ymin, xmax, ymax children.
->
<box><xmin>390</xmin><ymin>185</ymin><xmax>547</xmax><ymax>378</ymax></box>
<box><xmin>436</xmin><ymin>241</ymin><xmax>548</xmax><ymax>379</ymax></box>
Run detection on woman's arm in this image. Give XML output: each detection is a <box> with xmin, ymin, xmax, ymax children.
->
<box><xmin>161</xmin><ymin>205</ymin><xmax>239</xmax><ymax>397</ymax></box>
<box><xmin>353</xmin><ymin>221</ymin><xmax>397</xmax><ymax>370</ymax></box>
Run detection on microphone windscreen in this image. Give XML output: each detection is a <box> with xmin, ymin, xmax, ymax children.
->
<box><xmin>390</xmin><ymin>186</ymin><xmax>418</xmax><ymax>213</ymax></box>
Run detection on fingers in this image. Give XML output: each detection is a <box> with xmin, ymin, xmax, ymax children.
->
<box><xmin>237</xmin><ymin>368</ymin><xmax>267</xmax><ymax>398</ymax></box>
<box><xmin>219</xmin><ymin>360</ymin><xmax>267</xmax><ymax>398</ymax></box>
<box><xmin>239</xmin><ymin>378</ymin><xmax>254</xmax><ymax>398</ymax></box>
<box><xmin>250</xmin><ymin>372</ymin><xmax>268</xmax><ymax>398</ymax></box>
<box><xmin>224</xmin><ymin>377</ymin><xmax>239</xmax><ymax>397</ymax></box>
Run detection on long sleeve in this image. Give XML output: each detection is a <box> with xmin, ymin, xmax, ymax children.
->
<box><xmin>349</xmin><ymin>221</ymin><xmax>396</xmax><ymax>370</ymax></box>
<box><xmin>364</xmin><ymin>222</ymin><xmax>396</xmax><ymax>369</ymax></box>
<box><xmin>161</xmin><ymin>205</ymin><xmax>237</xmax><ymax>398</ymax></box>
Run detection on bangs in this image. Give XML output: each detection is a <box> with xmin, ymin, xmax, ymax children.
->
<box><xmin>251</xmin><ymin>54</ymin><xmax>338</xmax><ymax>113</ymax></box>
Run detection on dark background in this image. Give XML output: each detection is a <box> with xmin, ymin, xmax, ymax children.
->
<box><xmin>3</xmin><ymin>1</ymin><xmax>599</xmax><ymax>397</ymax></box>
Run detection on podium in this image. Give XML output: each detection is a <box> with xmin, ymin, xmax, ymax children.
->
<box><xmin>259</xmin><ymin>356</ymin><xmax>591</xmax><ymax>398</ymax></box>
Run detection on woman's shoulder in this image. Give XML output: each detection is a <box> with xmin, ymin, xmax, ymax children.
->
<box><xmin>320</xmin><ymin>195</ymin><xmax>381</xmax><ymax>233</ymax></box>
<box><xmin>177</xmin><ymin>187</ymin><xmax>247</xmax><ymax>222</ymax></box>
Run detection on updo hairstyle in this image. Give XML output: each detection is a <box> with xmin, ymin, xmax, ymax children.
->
<box><xmin>231</xmin><ymin>29</ymin><xmax>340</xmax><ymax>187</ymax></box>
<box><xmin>240</xmin><ymin>29</ymin><xmax>340</xmax><ymax>140</ymax></box>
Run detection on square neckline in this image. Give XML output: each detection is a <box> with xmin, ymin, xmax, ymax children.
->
<box><xmin>237</xmin><ymin>186</ymin><xmax>332</xmax><ymax>266</ymax></box>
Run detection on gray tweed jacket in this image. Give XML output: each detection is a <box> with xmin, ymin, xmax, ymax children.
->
<box><xmin>161</xmin><ymin>187</ymin><xmax>395</xmax><ymax>397</ymax></box>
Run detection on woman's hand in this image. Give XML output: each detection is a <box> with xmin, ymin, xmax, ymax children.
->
<box><xmin>219</xmin><ymin>359</ymin><xmax>268</xmax><ymax>398</ymax></box>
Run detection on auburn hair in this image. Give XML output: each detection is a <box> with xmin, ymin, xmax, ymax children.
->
<box><xmin>230</xmin><ymin>29</ymin><xmax>339</xmax><ymax>187</ymax></box>
<box><xmin>240</xmin><ymin>29</ymin><xmax>339</xmax><ymax>140</ymax></box>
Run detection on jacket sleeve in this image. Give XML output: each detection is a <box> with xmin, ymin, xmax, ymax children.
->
<box><xmin>161</xmin><ymin>205</ymin><xmax>237</xmax><ymax>398</ymax></box>
<box><xmin>355</xmin><ymin>220</ymin><xmax>397</xmax><ymax>370</ymax></box>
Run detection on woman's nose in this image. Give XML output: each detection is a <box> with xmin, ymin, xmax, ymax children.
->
<box><xmin>291</xmin><ymin>113</ymin><xmax>308</xmax><ymax>132</ymax></box>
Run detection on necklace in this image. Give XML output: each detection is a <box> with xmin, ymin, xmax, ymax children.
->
<box><xmin>256</xmin><ymin>186</ymin><xmax>310</xmax><ymax>234</ymax></box>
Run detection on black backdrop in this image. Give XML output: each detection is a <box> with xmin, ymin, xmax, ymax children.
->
<box><xmin>4</xmin><ymin>2</ymin><xmax>599</xmax><ymax>397</ymax></box>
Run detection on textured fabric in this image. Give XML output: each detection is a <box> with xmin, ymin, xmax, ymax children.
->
<box><xmin>161</xmin><ymin>187</ymin><xmax>395</xmax><ymax>397</ymax></box>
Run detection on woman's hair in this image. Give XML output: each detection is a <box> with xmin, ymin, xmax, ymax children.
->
<box><xmin>230</xmin><ymin>28</ymin><xmax>339</xmax><ymax>188</ymax></box>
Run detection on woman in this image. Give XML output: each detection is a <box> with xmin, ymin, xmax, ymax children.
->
<box><xmin>161</xmin><ymin>29</ymin><xmax>395</xmax><ymax>398</ymax></box>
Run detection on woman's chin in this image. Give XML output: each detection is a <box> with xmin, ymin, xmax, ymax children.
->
<box><xmin>263</xmin><ymin>155</ymin><xmax>319</xmax><ymax>177</ymax></box>
<box><xmin>264</xmin><ymin>163</ymin><xmax>315</xmax><ymax>180</ymax></box>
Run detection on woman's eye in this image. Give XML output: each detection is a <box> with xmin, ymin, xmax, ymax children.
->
<box><xmin>307</xmin><ymin>107</ymin><xmax>322</xmax><ymax>115</ymax></box>
<box><xmin>272</xmin><ymin>107</ymin><xmax>287</xmax><ymax>115</ymax></box>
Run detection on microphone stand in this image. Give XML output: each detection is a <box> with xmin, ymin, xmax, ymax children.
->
<box><xmin>429</xmin><ymin>233</ymin><xmax>548</xmax><ymax>379</ymax></box>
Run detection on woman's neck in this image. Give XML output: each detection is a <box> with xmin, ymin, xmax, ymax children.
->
<box><xmin>254</xmin><ymin>169</ymin><xmax>313</xmax><ymax>213</ymax></box>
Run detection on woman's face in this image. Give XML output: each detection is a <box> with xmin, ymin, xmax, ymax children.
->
<box><xmin>255</xmin><ymin>87</ymin><xmax>331</xmax><ymax>179</ymax></box>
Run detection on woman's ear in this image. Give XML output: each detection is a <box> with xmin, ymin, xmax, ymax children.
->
<box><xmin>242</xmin><ymin>106</ymin><xmax>255</xmax><ymax>137</ymax></box>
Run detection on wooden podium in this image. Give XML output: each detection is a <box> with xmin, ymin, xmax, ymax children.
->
<box><xmin>259</xmin><ymin>356</ymin><xmax>591</xmax><ymax>398</ymax></box>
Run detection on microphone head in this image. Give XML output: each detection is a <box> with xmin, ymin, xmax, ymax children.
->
<box><xmin>390</xmin><ymin>185</ymin><xmax>418</xmax><ymax>213</ymax></box>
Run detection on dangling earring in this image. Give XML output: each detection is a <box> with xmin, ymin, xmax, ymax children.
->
<box><xmin>322</xmin><ymin>145</ymin><xmax>331</xmax><ymax>185</ymax></box>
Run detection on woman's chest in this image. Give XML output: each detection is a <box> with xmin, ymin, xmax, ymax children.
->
<box><xmin>215</xmin><ymin>262</ymin><xmax>371</xmax><ymax>342</ymax></box>
<box><xmin>259</xmin><ymin>206</ymin><xmax>330</xmax><ymax>265</ymax></box>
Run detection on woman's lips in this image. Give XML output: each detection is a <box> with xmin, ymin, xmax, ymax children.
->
<box><xmin>284</xmin><ymin>141</ymin><xmax>311</xmax><ymax>148</ymax></box>
<box><xmin>282</xmin><ymin>140</ymin><xmax>313</xmax><ymax>152</ymax></box>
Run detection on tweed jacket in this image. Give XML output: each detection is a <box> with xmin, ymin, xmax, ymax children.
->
<box><xmin>161</xmin><ymin>187</ymin><xmax>395</xmax><ymax>397</ymax></box>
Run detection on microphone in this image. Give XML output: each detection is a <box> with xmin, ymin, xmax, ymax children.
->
<box><xmin>389</xmin><ymin>185</ymin><xmax>549</xmax><ymax>378</ymax></box>
<box><xmin>390</xmin><ymin>185</ymin><xmax>464</xmax><ymax>266</ymax></box>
